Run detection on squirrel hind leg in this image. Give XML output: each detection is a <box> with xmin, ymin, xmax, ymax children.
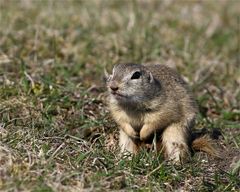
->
<box><xmin>162</xmin><ymin>123</ymin><xmax>191</xmax><ymax>163</ymax></box>
<box><xmin>119</xmin><ymin>129</ymin><xmax>139</xmax><ymax>154</ymax></box>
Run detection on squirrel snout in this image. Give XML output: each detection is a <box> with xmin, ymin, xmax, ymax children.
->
<box><xmin>109</xmin><ymin>82</ymin><xmax>119</xmax><ymax>91</ymax></box>
<box><xmin>110</xmin><ymin>84</ymin><xmax>119</xmax><ymax>91</ymax></box>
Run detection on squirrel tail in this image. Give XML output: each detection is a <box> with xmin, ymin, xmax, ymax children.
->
<box><xmin>191</xmin><ymin>136</ymin><xmax>219</xmax><ymax>157</ymax></box>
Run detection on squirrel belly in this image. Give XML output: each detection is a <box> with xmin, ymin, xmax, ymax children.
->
<box><xmin>106</xmin><ymin>63</ymin><xmax>217</xmax><ymax>163</ymax></box>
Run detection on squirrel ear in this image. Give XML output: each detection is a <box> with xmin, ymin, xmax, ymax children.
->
<box><xmin>149</xmin><ymin>72</ymin><xmax>154</xmax><ymax>83</ymax></box>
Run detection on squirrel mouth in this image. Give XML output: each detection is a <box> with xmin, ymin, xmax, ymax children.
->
<box><xmin>111</xmin><ymin>92</ymin><xmax>125</xmax><ymax>98</ymax></box>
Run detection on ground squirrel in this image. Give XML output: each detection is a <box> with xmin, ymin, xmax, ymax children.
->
<box><xmin>105</xmin><ymin>63</ymin><xmax>217</xmax><ymax>163</ymax></box>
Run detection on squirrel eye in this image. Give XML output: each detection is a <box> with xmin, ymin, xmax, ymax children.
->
<box><xmin>131</xmin><ymin>71</ymin><xmax>141</xmax><ymax>79</ymax></box>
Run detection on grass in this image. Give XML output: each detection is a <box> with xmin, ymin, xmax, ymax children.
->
<box><xmin>0</xmin><ymin>0</ymin><xmax>239</xmax><ymax>191</ymax></box>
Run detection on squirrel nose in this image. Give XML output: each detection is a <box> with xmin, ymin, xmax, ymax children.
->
<box><xmin>110</xmin><ymin>84</ymin><xmax>119</xmax><ymax>91</ymax></box>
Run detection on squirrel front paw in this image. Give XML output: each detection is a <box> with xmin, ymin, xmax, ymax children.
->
<box><xmin>123</xmin><ymin>126</ymin><xmax>139</xmax><ymax>139</ymax></box>
<box><xmin>140</xmin><ymin>126</ymin><xmax>152</xmax><ymax>141</ymax></box>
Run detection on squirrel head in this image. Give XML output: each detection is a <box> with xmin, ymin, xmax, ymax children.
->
<box><xmin>105</xmin><ymin>63</ymin><xmax>159</xmax><ymax>106</ymax></box>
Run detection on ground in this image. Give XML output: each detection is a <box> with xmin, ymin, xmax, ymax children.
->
<box><xmin>0</xmin><ymin>0</ymin><xmax>239</xmax><ymax>191</ymax></box>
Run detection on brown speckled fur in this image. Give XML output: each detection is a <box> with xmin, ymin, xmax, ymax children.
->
<box><xmin>106</xmin><ymin>63</ymin><xmax>201</xmax><ymax>163</ymax></box>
